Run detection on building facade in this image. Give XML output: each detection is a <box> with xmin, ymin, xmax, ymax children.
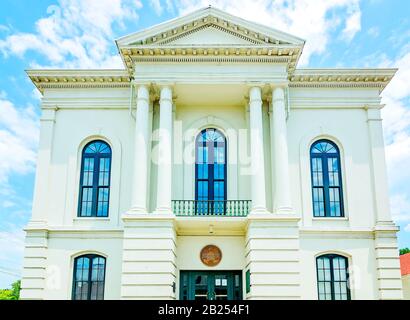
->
<box><xmin>21</xmin><ymin>7</ymin><xmax>403</xmax><ymax>300</ymax></box>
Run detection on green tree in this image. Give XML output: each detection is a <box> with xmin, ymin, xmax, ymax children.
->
<box><xmin>400</xmin><ymin>248</ymin><xmax>410</xmax><ymax>255</ymax></box>
<box><xmin>0</xmin><ymin>280</ymin><xmax>20</xmax><ymax>300</ymax></box>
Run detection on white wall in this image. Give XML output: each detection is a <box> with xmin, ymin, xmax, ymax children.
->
<box><xmin>42</xmin><ymin>233</ymin><xmax>123</xmax><ymax>300</ymax></box>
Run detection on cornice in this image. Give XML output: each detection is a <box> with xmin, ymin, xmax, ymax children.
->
<box><xmin>120</xmin><ymin>45</ymin><xmax>301</xmax><ymax>74</ymax></box>
<box><xmin>289</xmin><ymin>68</ymin><xmax>397</xmax><ymax>91</ymax></box>
<box><xmin>26</xmin><ymin>69</ymin><xmax>131</xmax><ymax>93</ymax></box>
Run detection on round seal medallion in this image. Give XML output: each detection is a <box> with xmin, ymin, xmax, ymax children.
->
<box><xmin>200</xmin><ymin>245</ymin><xmax>222</xmax><ymax>267</ymax></box>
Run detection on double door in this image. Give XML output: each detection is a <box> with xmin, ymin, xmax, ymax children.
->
<box><xmin>180</xmin><ymin>271</ymin><xmax>242</xmax><ymax>300</ymax></box>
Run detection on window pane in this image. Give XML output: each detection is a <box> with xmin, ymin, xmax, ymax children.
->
<box><xmin>81</xmin><ymin>188</ymin><xmax>93</xmax><ymax>217</ymax></box>
<box><xmin>197</xmin><ymin>164</ymin><xmax>208</xmax><ymax>179</ymax></box>
<box><xmin>328</xmin><ymin>157</ymin><xmax>340</xmax><ymax>186</ymax></box>
<box><xmin>197</xmin><ymin>146</ymin><xmax>208</xmax><ymax>164</ymax></box>
<box><xmin>312</xmin><ymin>158</ymin><xmax>323</xmax><ymax>186</ymax></box>
<box><xmin>214</xmin><ymin>163</ymin><xmax>225</xmax><ymax>180</ymax></box>
<box><xmin>313</xmin><ymin>188</ymin><xmax>325</xmax><ymax>217</ymax></box>
<box><xmin>73</xmin><ymin>257</ymin><xmax>90</xmax><ymax>300</ymax></box>
<box><xmin>82</xmin><ymin>158</ymin><xmax>94</xmax><ymax>186</ymax></box>
<box><xmin>98</xmin><ymin>158</ymin><xmax>111</xmax><ymax>186</ymax></box>
<box><xmin>97</xmin><ymin>187</ymin><xmax>109</xmax><ymax>217</ymax></box>
<box><xmin>329</xmin><ymin>188</ymin><xmax>342</xmax><ymax>217</ymax></box>
<box><xmin>214</xmin><ymin>146</ymin><xmax>225</xmax><ymax>164</ymax></box>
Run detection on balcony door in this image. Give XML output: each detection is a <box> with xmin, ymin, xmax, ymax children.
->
<box><xmin>195</xmin><ymin>128</ymin><xmax>227</xmax><ymax>215</ymax></box>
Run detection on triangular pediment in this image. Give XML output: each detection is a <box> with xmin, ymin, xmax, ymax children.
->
<box><xmin>156</xmin><ymin>24</ymin><xmax>263</xmax><ymax>46</ymax></box>
<box><xmin>116</xmin><ymin>7</ymin><xmax>305</xmax><ymax>48</ymax></box>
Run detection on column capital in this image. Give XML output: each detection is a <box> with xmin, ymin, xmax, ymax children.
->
<box><xmin>269</xmin><ymin>81</ymin><xmax>289</xmax><ymax>90</ymax></box>
<box><xmin>153</xmin><ymin>82</ymin><xmax>176</xmax><ymax>91</ymax></box>
<box><xmin>249</xmin><ymin>86</ymin><xmax>263</xmax><ymax>102</ymax></box>
<box><xmin>134</xmin><ymin>83</ymin><xmax>158</xmax><ymax>105</ymax></box>
<box><xmin>159</xmin><ymin>85</ymin><xmax>173</xmax><ymax>105</ymax></box>
<box><xmin>131</xmin><ymin>81</ymin><xmax>152</xmax><ymax>89</ymax></box>
<box><xmin>271</xmin><ymin>86</ymin><xmax>286</xmax><ymax>103</ymax></box>
<box><xmin>245</xmin><ymin>82</ymin><xmax>267</xmax><ymax>88</ymax></box>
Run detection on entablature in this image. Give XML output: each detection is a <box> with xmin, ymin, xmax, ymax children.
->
<box><xmin>27</xmin><ymin>69</ymin><xmax>131</xmax><ymax>94</ymax></box>
<box><xmin>289</xmin><ymin>68</ymin><xmax>397</xmax><ymax>92</ymax></box>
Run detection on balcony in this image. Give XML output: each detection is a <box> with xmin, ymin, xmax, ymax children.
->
<box><xmin>171</xmin><ymin>200</ymin><xmax>251</xmax><ymax>217</ymax></box>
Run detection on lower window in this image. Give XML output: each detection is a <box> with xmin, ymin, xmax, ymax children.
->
<box><xmin>72</xmin><ymin>254</ymin><xmax>106</xmax><ymax>300</ymax></box>
<box><xmin>316</xmin><ymin>254</ymin><xmax>351</xmax><ymax>300</ymax></box>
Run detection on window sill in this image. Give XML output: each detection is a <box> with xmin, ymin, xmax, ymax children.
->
<box><xmin>73</xmin><ymin>217</ymin><xmax>111</xmax><ymax>221</ymax></box>
<box><xmin>312</xmin><ymin>217</ymin><xmax>349</xmax><ymax>221</ymax></box>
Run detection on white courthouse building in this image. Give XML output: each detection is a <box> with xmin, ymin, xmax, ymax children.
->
<box><xmin>21</xmin><ymin>7</ymin><xmax>403</xmax><ymax>300</ymax></box>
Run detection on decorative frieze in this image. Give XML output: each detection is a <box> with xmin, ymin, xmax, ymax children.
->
<box><xmin>27</xmin><ymin>70</ymin><xmax>131</xmax><ymax>93</ymax></box>
<box><xmin>289</xmin><ymin>69</ymin><xmax>397</xmax><ymax>90</ymax></box>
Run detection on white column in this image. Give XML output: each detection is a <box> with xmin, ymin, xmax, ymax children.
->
<box><xmin>131</xmin><ymin>84</ymin><xmax>150</xmax><ymax>213</ymax></box>
<box><xmin>156</xmin><ymin>86</ymin><xmax>173</xmax><ymax>213</ymax></box>
<box><xmin>272</xmin><ymin>86</ymin><xmax>293</xmax><ymax>214</ymax></box>
<box><xmin>249</xmin><ymin>86</ymin><xmax>267</xmax><ymax>213</ymax></box>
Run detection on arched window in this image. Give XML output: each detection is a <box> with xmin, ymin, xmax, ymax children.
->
<box><xmin>78</xmin><ymin>140</ymin><xmax>112</xmax><ymax>217</ymax></box>
<box><xmin>72</xmin><ymin>254</ymin><xmax>106</xmax><ymax>300</ymax></box>
<box><xmin>310</xmin><ymin>140</ymin><xmax>344</xmax><ymax>217</ymax></box>
<box><xmin>195</xmin><ymin>128</ymin><xmax>227</xmax><ymax>215</ymax></box>
<box><xmin>316</xmin><ymin>254</ymin><xmax>351</xmax><ymax>300</ymax></box>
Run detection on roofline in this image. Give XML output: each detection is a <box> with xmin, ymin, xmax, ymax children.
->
<box><xmin>26</xmin><ymin>69</ymin><xmax>128</xmax><ymax>76</ymax></box>
<box><xmin>294</xmin><ymin>68</ymin><xmax>398</xmax><ymax>76</ymax></box>
<box><xmin>116</xmin><ymin>6</ymin><xmax>306</xmax><ymax>47</ymax></box>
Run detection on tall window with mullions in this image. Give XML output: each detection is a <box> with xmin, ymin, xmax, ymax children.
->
<box><xmin>316</xmin><ymin>254</ymin><xmax>351</xmax><ymax>300</ymax></box>
<box><xmin>310</xmin><ymin>140</ymin><xmax>344</xmax><ymax>217</ymax></box>
<box><xmin>195</xmin><ymin>128</ymin><xmax>227</xmax><ymax>215</ymax></box>
<box><xmin>72</xmin><ymin>254</ymin><xmax>106</xmax><ymax>300</ymax></box>
<box><xmin>78</xmin><ymin>140</ymin><xmax>111</xmax><ymax>217</ymax></box>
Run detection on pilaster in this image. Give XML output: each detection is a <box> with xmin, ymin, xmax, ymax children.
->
<box><xmin>366</xmin><ymin>107</ymin><xmax>394</xmax><ymax>225</ymax></box>
<box><xmin>374</xmin><ymin>226</ymin><xmax>403</xmax><ymax>300</ymax></box>
<box><xmin>120</xmin><ymin>215</ymin><xmax>176</xmax><ymax>299</ymax></box>
<box><xmin>20</xmin><ymin>230</ymin><xmax>49</xmax><ymax>300</ymax></box>
<box><xmin>28</xmin><ymin>107</ymin><xmax>57</xmax><ymax>227</ymax></box>
<box><xmin>245</xmin><ymin>215</ymin><xmax>301</xmax><ymax>299</ymax></box>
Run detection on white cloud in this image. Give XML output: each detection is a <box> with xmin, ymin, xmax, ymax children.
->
<box><xmin>0</xmin><ymin>0</ymin><xmax>143</xmax><ymax>69</ymax></box>
<box><xmin>341</xmin><ymin>3</ymin><xmax>361</xmax><ymax>41</ymax></box>
<box><xmin>150</xmin><ymin>0</ymin><xmax>164</xmax><ymax>15</ymax></box>
<box><xmin>390</xmin><ymin>193</ymin><xmax>410</xmax><ymax>223</ymax></box>
<box><xmin>367</xmin><ymin>26</ymin><xmax>379</xmax><ymax>38</ymax></box>
<box><xmin>160</xmin><ymin>0</ymin><xmax>362</xmax><ymax>65</ymax></box>
<box><xmin>0</xmin><ymin>97</ymin><xmax>40</xmax><ymax>184</ymax></box>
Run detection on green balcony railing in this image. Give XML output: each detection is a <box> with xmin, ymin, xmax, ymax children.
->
<box><xmin>172</xmin><ymin>200</ymin><xmax>251</xmax><ymax>217</ymax></box>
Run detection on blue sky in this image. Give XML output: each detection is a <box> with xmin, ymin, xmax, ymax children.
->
<box><xmin>0</xmin><ymin>0</ymin><xmax>410</xmax><ymax>288</ymax></box>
